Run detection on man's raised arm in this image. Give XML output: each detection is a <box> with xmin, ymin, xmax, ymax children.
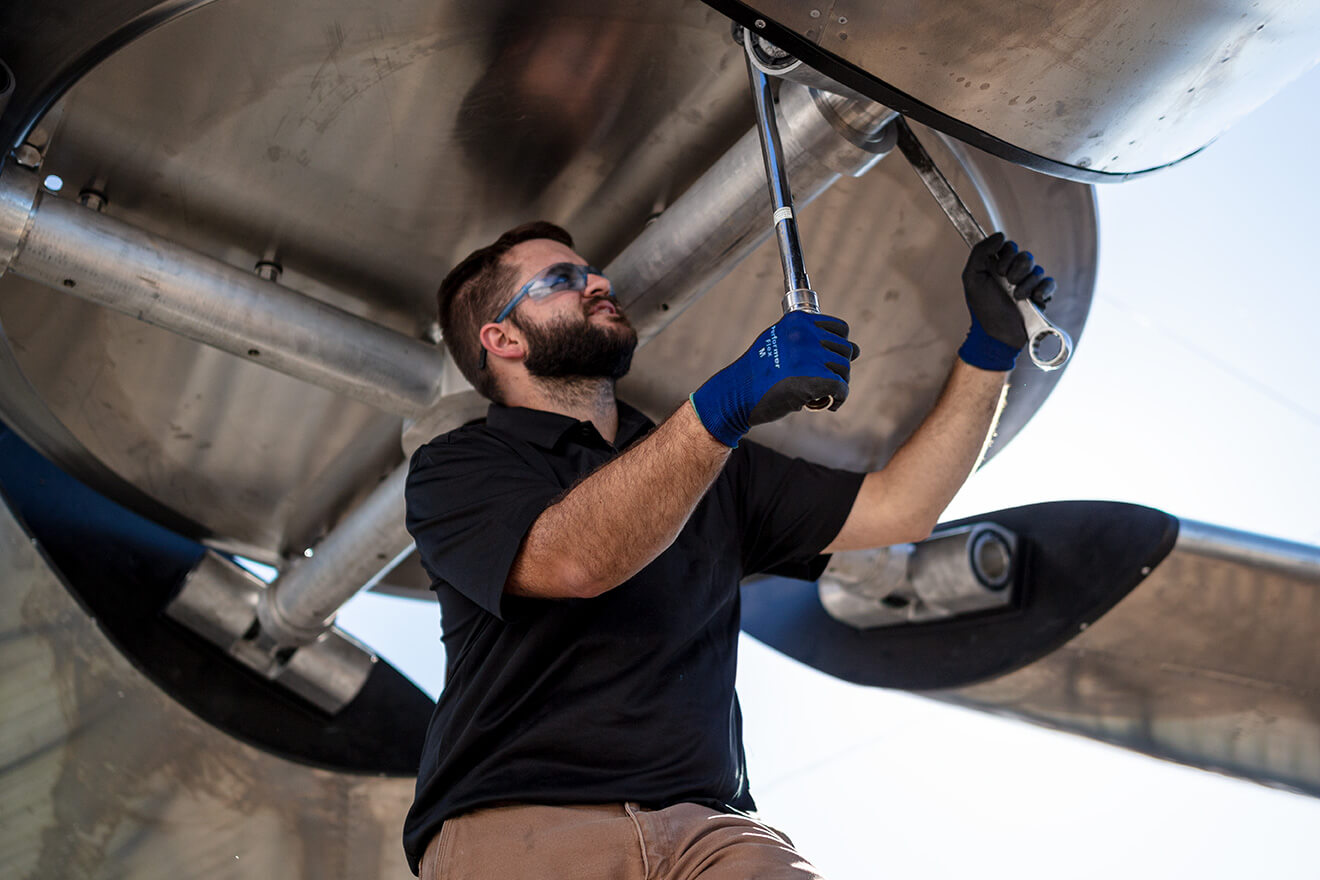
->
<box><xmin>507</xmin><ymin>310</ymin><xmax>859</xmax><ymax>599</ymax></box>
<box><xmin>825</xmin><ymin>233</ymin><xmax>1057</xmax><ymax>553</ymax></box>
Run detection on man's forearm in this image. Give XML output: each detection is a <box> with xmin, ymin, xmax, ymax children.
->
<box><xmin>825</xmin><ymin>360</ymin><xmax>1007</xmax><ymax>552</ymax></box>
<box><xmin>507</xmin><ymin>402</ymin><xmax>731</xmax><ymax>599</ymax></box>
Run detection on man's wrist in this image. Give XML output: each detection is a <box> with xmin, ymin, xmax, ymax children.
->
<box><xmin>957</xmin><ymin>319</ymin><xmax>1019</xmax><ymax>372</ymax></box>
<box><xmin>688</xmin><ymin>389</ymin><xmax>745</xmax><ymax>449</ymax></box>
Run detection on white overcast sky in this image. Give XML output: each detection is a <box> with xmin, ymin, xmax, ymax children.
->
<box><xmin>339</xmin><ymin>63</ymin><xmax>1320</xmax><ymax>880</ymax></box>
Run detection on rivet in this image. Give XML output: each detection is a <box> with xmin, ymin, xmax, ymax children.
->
<box><xmin>810</xmin><ymin>8</ymin><xmax>821</xmax><ymax>17</ymax></box>
<box><xmin>754</xmin><ymin>18</ymin><xmax>766</xmax><ymax>28</ymax></box>
<box><xmin>838</xmin><ymin>15</ymin><xmax>848</xmax><ymax>24</ymax></box>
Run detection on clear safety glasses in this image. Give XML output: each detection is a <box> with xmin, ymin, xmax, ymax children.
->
<box><xmin>479</xmin><ymin>262</ymin><xmax>610</xmax><ymax>369</ymax></box>
<box><xmin>493</xmin><ymin>262</ymin><xmax>606</xmax><ymax>324</ymax></box>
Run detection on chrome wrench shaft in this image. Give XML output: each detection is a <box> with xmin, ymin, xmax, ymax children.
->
<box><xmin>893</xmin><ymin>118</ymin><xmax>1072</xmax><ymax>371</ymax></box>
<box><xmin>743</xmin><ymin>30</ymin><xmax>832</xmax><ymax>409</ymax></box>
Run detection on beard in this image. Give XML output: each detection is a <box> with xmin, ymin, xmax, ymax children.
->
<box><xmin>514</xmin><ymin>306</ymin><xmax>638</xmax><ymax>381</ymax></box>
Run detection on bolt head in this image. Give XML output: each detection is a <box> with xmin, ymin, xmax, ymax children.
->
<box><xmin>14</xmin><ymin>144</ymin><xmax>41</xmax><ymax>169</ymax></box>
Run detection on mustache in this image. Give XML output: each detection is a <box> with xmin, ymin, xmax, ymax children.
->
<box><xmin>583</xmin><ymin>296</ymin><xmax>626</xmax><ymax>321</ymax></box>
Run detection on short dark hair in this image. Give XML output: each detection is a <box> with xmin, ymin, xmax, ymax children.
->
<box><xmin>436</xmin><ymin>221</ymin><xmax>575</xmax><ymax>402</ymax></box>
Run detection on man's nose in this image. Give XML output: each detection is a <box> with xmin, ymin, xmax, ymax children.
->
<box><xmin>584</xmin><ymin>274</ymin><xmax>614</xmax><ymax>299</ymax></box>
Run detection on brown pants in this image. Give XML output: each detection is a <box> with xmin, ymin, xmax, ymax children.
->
<box><xmin>419</xmin><ymin>802</ymin><xmax>825</xmax><ymax>880</ymax></box>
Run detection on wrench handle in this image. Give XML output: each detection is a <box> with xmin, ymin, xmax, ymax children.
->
<box><xmin>895</xmin><ymin>118</ymin><xmax>1074</xmax><ymax>371</ymax></box>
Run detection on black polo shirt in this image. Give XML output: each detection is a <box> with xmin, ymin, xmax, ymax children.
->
<box><xmin>400</xmin><ymin>401</ymin><xmax>864</xmax><ymax>873</ymax></box>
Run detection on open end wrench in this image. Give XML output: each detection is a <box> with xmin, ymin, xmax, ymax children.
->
<box><xmin>743</xmin><ymin>29</ymin><xmax>832</xmax><ymax>410</ymax></box>
<box><xmin>893</xmin><ymin>119</ymin><xmax>1072</xmax><ymax>371</ymax></box>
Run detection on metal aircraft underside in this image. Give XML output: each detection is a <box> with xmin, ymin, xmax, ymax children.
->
<box><xmin>1</xmin><ymin>1</ymin><xmax>1317</xmax><ymax>877</ymax></box>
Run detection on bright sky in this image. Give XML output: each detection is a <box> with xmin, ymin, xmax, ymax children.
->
<box><xmin>338</xmin><ymin>64</ymin><xmax>1320</xmax><ymax>879</ymax></box>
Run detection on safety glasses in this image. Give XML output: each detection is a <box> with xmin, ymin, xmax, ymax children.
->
<box><xmin>480</xmin><ymin>262</ymin><xmax>609</xmax><ymax>369</ymax></box>
<box><xmin>493</xmin><ymin>262</ymin><xmax>606</xmax><ymax>324</ymax></box>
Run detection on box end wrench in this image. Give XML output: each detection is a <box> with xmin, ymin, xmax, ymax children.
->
<box><xmin>893</xmin><ymin>118</ymin><xmax>1072</xmax><ymax>371</ymax></box>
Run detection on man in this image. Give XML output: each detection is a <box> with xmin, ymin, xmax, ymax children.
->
<box><xmin>403</xmin><ymin>221</ymin><xmax>1054</xmax><ymax>878</ymax></box>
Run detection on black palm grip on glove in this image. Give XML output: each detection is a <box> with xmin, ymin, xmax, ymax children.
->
<box><xmin>962</xmin><ymin>232</ymin><xmax>1057</xmax><ymax>350</ymax></box>
<box><xmin>749</xmin><ymin>317</ymin><xmax>857</xmax><ymax>424</ymax></box>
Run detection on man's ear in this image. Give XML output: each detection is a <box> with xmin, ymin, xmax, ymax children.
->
<box><xmin>479</xmin><ymin>321</ymin><xmax>525</xmax><ymax>364</ymax></box>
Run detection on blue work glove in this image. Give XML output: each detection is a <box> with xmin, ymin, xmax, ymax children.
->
<box><xmin>690</xmin><ymin>310</ymin><xmax>860</xmax><ymax>448</ymax></box>
<box><xmin>959</xmin><ymin>232</ymin><xmax>1057</xmax><ymax>371</ymax></box>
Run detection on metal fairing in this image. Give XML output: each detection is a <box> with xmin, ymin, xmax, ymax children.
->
<box><xmin>714</xmin><ymin>0</ymin><xmax>1320</xmax><ymax>181</ymax></box>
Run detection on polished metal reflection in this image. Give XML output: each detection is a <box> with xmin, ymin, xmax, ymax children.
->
<box><xmin>169</xmin><ymin>552</ymin><xmax>378</xmax><ymax>713</ymax></box>
<box><xmin>820</xmin><ymin>523</ymin><xmax>1017</xmax><ymax>628</ymax></box>
<box><xmin>0</xmin><ymin>158</ymin><xmax>39</xmax><ymax>267</ymax></box>
<box><xmin>744</xmin><ymin>0</ymin><xmax>1320</xmax><ymax>177</ymax></box>
<box><xmin>608</xmin><ymin>80</ymin><xmax>897</xmax><ymax>346</ymax></box>
<box><xmin>620</xmin><ymin>122</ymin><xmax>1097</xmax><ymax>474</ymax></box>
<box><xmin>1175</xmin><ymin>519</ymin><xmax>1320</xmax><ymax>582</ymax></box>
<box><xmin>0</xmin><ymin>0</ymin><xmax>1098</xmax><ymax>585</ymax></box>
<box><xmin>945</xmin><ymin>520</ymin><xmax>1320</xmax><ymax>796</ymax></box>
<box><xmin>0</xmin><ymin>0</ymin><xmax>756</xmax><ymax>565</ymax></box>
<box><xmin>0</xmin><ymin>164</ymin><xmax>446</xmax><ymax>419</ymax></box>
<box><xmin>256</xmin><ymin>463</ymin><xmax>412</xmax><ymax>648</ymax></box>
<box><xmin>237</xmin><ymin>388</ymin><xmax>485</xmax><ymax>657</ymax></box>
<box><xmin>0</xmin><ymin>498</ymin><xmax>415</xmax><ymax>879</ymax></box>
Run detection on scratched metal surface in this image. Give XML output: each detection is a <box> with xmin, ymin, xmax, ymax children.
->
<box><xmin>0</xmin><ymin>0</ymin><xmax>1096</xmax><ymax>567</ymax></box>
<box><xmin>0</xmin><ymin>0</ymin><xmax>753</xmax><ymax>562</ymax></box>
<box><xmin>944</xmin><ymin>538</ymin><xmax>1320</xmax><ymax>797</ymax></box>
<box><xmin>740</xmin><ymin>0</ymin><xmax>1320</xmax><ymax>178</ymax></box>
<box><xmin>0</xmin><ymin>497</ymin><xmax>415</xmax><ymax>880</ymax></box>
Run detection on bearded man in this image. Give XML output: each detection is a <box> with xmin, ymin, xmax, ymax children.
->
<box><xmin>402</xmin><ymin>221</ymin><xmax>1054</xmax><ymax>879</ymax></box>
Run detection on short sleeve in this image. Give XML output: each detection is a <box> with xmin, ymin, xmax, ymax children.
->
<box><xmin>405</xmin><ymin>431</ymin><xmax>564</xmax><ymax>619</ymax></box>
<box><xmin>730</xmin><ymin>441</ymin><xmax>865</xmax><ymax>581</ymax></box>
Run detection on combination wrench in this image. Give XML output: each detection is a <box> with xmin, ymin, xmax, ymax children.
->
<box><xmin>894</xmin><ymin>118</ymin><xmax>1073</xmax><ymax>371</ymax></box>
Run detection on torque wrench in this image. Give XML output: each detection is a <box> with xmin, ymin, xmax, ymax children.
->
<box><xmin>743</xmin><ymin>29</ymin><xmax>833</xmax><ymax>410</ymax></box>
<box><xmin>893</xmin><ymin>118</ymin><xmax>1072</xmax><ymax>371</ymax></box>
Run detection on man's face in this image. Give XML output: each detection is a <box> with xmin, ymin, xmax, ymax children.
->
<box><xmin>502</xmin><ymin>239</ymin><xmax>638</xmax><ymax>381</ymax></box>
